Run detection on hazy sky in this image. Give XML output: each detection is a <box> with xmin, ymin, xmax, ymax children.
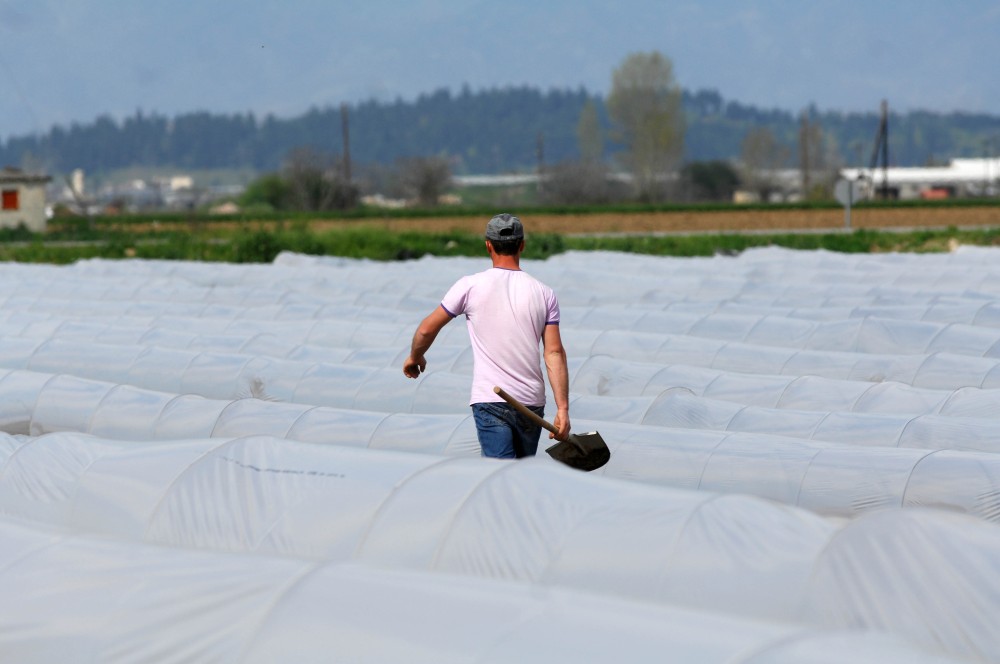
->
<box><xmin>1</xmin><ymin>0</ymin><xmax>998</xmax><ymax>140</ymax></box>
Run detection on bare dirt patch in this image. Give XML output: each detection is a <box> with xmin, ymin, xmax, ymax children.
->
<box><xmin>300</xmin><ymin>206</ymin><xmax>1000</xmax><ymax>236</ymax></box>
<box><xmin>112</xmin><ymin>206</ymin><xmax>1000</xmax><ymax>237</ymax></box>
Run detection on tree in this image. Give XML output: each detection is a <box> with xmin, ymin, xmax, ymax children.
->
<box><xmin>740</xmin><ymin>127</ymin><xmax>790</xmax><ymax>201</ymax></box>
<box><xmin>679</xmin><ymin>161</ymin><xmax>741</xmax><ymax>202</ymax></box>
<box><xmin>798</xmin><ymin>110</ymin><xmax>841</xmax><ymax>200</ymax></box>
<box><xmin>283</xmin><ymin>147</ymin><xmax>358</xmax><ymax>211</ymax></box>
<box><xmin>541</xmin><ymin>159</ymin><xmax>620</xmax><ymax>206</ymax></box>
<box><xmin>396</xmin><ymin>156</ymin><xmax>453</xmax><ymax>207</ymax></box>
<box><xmin>240</xmin><ymin>173</ymin><xmax>290</xmax><ymax>211</ymax></box>
<box><xmin>576</xmin><ymin>99</ymin><xmax>604</xmax><ymax>163</ymax></box>
<box><xmin>606</xmin><ymin>51</ymin><xmax>685</xmax><ymax>201</ymax></box>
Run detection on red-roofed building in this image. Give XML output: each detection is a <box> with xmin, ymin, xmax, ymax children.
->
<box><xmin>0</xmin><ymin>167</ymin><xmax>52</xmax><ymax>232</ymax></box>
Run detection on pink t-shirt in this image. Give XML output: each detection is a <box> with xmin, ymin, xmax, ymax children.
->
<box><xmin>441</xmin><ymin>267</ymin><xmax>560</xmax><ymax>407</ymax></box>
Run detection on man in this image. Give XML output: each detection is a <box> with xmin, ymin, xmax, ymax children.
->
<box><xmin>403</xmin><ymin>213</ymin><xmax>571</xmax><ymax>458</ymax></box>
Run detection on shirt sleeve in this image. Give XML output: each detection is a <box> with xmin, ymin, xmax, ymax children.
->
<box><xmin>546</xmin><ymin>288</ymin><xmax>560</xmax><ymax>325</ymax></box>
<box><xmin>440</xmin><ymin>277</ymin><xmax>470</xmax><ymax>318</ymax></box>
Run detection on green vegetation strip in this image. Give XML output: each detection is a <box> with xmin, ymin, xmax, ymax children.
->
<box><xmin>4</xmin><ymin>224</ymin><xmax>1000</xmax><ymax>264</ymax></box>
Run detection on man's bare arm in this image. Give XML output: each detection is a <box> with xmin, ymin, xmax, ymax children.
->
<box><xmin>542</xmin><ymin>323</ymin><xmax>571</xmax><ymax>440</ymax></box>
<box><xmin>403</xmin><ymin>306</ymin><xmax>453</xmax><ymax>378</ymax></box>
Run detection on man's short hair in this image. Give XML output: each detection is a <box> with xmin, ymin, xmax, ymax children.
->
<box><xmin>490</xmin><ymin>237</ymin><xmax>523</xmax><ymax>255</ymax></box>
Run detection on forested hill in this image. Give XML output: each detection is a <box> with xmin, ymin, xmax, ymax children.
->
<box><xmin>2</xmin><ymin>86</ymin><xmax>998</xmax><ymax>177</ymax></box>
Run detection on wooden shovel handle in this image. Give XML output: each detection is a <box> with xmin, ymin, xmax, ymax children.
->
<box><xmin>493</xmin><ymin>386</ymin><xmax>558</xmax><ymax>435</ymax></box>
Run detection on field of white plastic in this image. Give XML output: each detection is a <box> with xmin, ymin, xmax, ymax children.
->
<box><xmin>2</xmin><ymin>247</ymin><xmax>1000</xmax><ymax>662</ymax></box>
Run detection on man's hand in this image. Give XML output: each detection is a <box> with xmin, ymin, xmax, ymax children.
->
<box><xmin>550</xmin><ymin>408</ymin><xmax>571</xmax><ymax>441</ymax></box>
<box><xmin>403</xmin><ymin>355</ymin><xmax>426</xmax><ymax>378</ymax></box>
<box><xmin>403</xmin><ymin>307</ymin><xmax>452</xmax><ymax>380</ymax></box>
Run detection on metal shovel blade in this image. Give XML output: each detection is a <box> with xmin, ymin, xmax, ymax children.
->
<box><xmin>545</xmin><ymin>431</ymin><xmax>610</xmax><ymax>472</ymax></box>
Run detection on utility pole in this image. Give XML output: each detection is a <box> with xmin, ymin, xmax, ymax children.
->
<box><xmin>340</xmin><ymin>103</ymin><xmax>352</xmax><ymax>183</ymax></box>
<box><xmin>987</xmin><ymin>136</ymin><xmax>1000</xmax><ymax>195</ymax></box>
<box><xmin>799</xmin><ymin>111</ymin><xmax>811</xmax><ymax>197</ymax></box>
<box><xmin>984</xmin><ymin>138</ymin><xmax>991</xmax><ymax>197</ymax></box>
<box><xmin>536</xmin><ymin>132</ymin><xmax>545</xmax><ymax>196</ymax></box>
<box><xmin>868</xmin><ymin>100</ymin><xmax>890</xmax><ymax>199</ymax></box>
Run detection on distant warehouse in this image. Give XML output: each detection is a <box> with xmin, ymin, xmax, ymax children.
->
<box><xmin>0</xmin><ymin>167</ymin><xmax>52</xmax><ymax>232</ymax></box>
<box><xmin>841</xmin><ymin>158</ymin><xmax>1000</xmax><ymax>200</ymax></box>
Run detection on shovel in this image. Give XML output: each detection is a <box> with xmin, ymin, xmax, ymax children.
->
<box><xmin>493</xmin><ymin>386</ymin><xmax>610</xmax><ymax>472</ymax></box>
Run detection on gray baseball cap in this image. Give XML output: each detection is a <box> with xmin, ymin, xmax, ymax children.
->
<box><xmin>485</xmin><ymin>213</ymin><xmax>524</xmax><ymax>241</ymax></box>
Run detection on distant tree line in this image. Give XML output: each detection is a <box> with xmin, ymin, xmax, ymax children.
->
<box><xmin>3</xmin><ymin>82</ymin><xmax>998</xmax><ymax>181</ymax></box>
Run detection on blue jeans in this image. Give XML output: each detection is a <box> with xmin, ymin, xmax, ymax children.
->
<box><xmin>471</xmin><ymin>402</ymin><xmax>544</xmax><ymax>459</ymax></box>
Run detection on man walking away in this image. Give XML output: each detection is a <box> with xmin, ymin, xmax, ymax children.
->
<box><xmin>403</xmin><ymin>213</ymin><xmax>571</xmax><ymax>458</ymax></box>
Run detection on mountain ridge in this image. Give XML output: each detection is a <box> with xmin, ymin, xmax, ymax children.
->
<box><xmin>3</xmin><ymin>85</ymin><xmax>998</xmax><ymax>178</ymax></box>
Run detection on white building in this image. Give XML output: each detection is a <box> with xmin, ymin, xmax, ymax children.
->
<box><xmin>0</xmin><ymin>167</ymin><xmax>52</xmax><ymax>232</ymax></box>
<box><xmin>841</xmin><ymin>157</ymin><xmax>1000</xmax><ymax>200</ymax></box>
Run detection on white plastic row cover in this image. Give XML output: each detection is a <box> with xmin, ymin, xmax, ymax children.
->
<box><xmin>11</xmin><ymin>289</ymin><xmax>1000</xmax><ymax>357</ymax></box>
<box><xmin>0</xmin><ymin>518</ymin><xmax>961</xmax><ymax>664</ymax></box>
<box><xmin>4</xmin><ymin>371</ymin><xmax>1000</xmax><ymax>524</ymax></box>
<box><xmin>9</xmin><ymin>349</ymin><xmax>1000</xmax><ymax>456</ymax></box>
<box><xmin>3</xmin><ymin>430</ymin><xmax>997</xmax><ymax>660</ymax></box>
<box><xmin>10</xmin><ymin>332</ymin><xmax>1000</xmax><ymax>421</ymax></box>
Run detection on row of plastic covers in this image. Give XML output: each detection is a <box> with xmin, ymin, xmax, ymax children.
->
<box><xmin>8</xmin><ymin>330</ymin><xmax>1000</xmax><ymax>417</ymax></box>
<box><xmin>6</xmin><ymin>244</ymin><xmax>1000</xmax><ymax>300</ymax></box>
<box><xmin>5</xmin><ymin>340</ymin><xmax>1000</xmax><ymax>441</ymax></box>
<box><xmin>4</xmin><ymin>247</ymin><xmax>1000</xmax><ymax>661</ymax></box>
<box><xmin>3</xmin><ymin>367</ymin><xmax>1000</xmax><ymax>524</ymax></box>
<box><xmin>0</xmin><ymin>518</ymin><xmax>962</xmax><ymax>663</ymax></box>
<box><xmin>0</xmin><ymin>431</ymin><xmax>992</xmax><ymax>662</ymax></box>
<box><xmin>12</xmin><ymin>289</ymin><xmax>1000</xmax><ymax>352</ymax></box>
<box><xmin>9</xmin><ymin>312</ymin><xmax>1000</xmax><ymax>392</ymax></box>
